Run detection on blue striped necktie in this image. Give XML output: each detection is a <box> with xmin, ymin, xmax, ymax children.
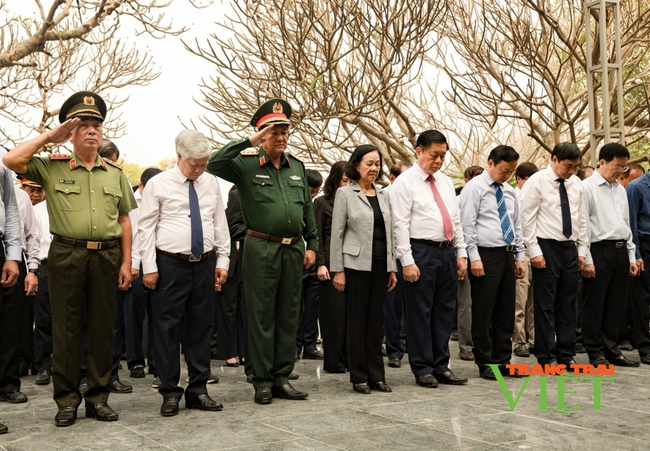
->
<box><xmin>493</xmin><ymin>182</ymin><xmax>514</xmax><ymax>244</ymax></box>
<box><xmin>188</xmin><ymin>180</ymin><xmax>204</xmax><ymax>257</ymax></box>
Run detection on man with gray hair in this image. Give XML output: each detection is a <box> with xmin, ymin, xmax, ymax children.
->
<box><xmin>137</xmin><ymin>130</ymin><xmax>230</xmax><ymax>417</ymax></box>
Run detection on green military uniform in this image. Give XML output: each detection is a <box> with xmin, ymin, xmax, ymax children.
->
<box><xmin>24</xmin><ymin>152</ymin><xmax>136</xmax><ymax>407</ymax></box>
<box><xmin>206</xmin><ymin>139</ymin><xmax>318</xmax><ymax>389</ymax></box>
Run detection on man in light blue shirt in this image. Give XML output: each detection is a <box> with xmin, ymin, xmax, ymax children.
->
<box><xmin>0</xmin><ymin>152</ymin><xmax>26</xmax><ymax>434</ymax></box>
<box><xmin>582</xmin><ymin>143</ymin><xmax>639</xmax><ymax>367</ymax></box>
<box><xmin>459</xmin><ymin>145</ymin><xmax>525</xmax><ymax>380</ymax></box>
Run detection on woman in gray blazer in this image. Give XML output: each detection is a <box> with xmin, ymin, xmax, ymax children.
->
<box><xmin>330</xmin><ymin>145</ymin><xmax>397</xmax><ymax>394</ymax></box>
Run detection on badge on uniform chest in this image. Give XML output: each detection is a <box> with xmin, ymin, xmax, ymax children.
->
<box><xmin>58</xmin><ymin>179</ymin><xmax>75</xmax><ymax>184</ymax></box>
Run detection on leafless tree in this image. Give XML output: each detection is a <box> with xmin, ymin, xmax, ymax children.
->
<box><xmin>437</xmin><ymin>0</ymin><xmax>650</xmax><ymax>161</ymax></box>
<box><xmin>186</xmin><ymin>0</ymin><xmax>511</xmax><ymax>175</ymax></box>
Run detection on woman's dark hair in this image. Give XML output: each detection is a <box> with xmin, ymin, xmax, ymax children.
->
<box><xmin>323</xmin><ymin>161</ymin><xmax>347</xmax><ymax>199</ymax></box>
<box><xmin>98</xmin><ymin>140</ymin><xmax>120</xmax><ymax>161</ymax></box>
<box><xmin>345</xmin><ymin>145</ymin><xmax>384</xmax><ymax>181</ymax></box>
<box><xmin>463</xmin><ymin>165</ymin><xmax>484</xmax><ymax>180</ymax></box>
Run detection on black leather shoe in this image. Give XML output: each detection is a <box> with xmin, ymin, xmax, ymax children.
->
<box><xmin>54</xmin><ymin>406</ymin><xmax>77</xmax><ymax>427</ymax></box>
<box><xmin>609</xmin><ymin>355</ymin><xmax>640</xmax><ymax>367</ymax></box>
<box><xmin>479</xmin><ymin>366</ymin><xmax>497</xmax><ymax>380</ymax></box>
<box><xmin>641</xmin><ymin>355</ymin><xmax>650</xmax><ymax>365</ymax></box>
<box><xmin>85</xmin><ymin>402</ymin><xmax>118</xmax><ymax>421</ymax></box>
<box><xmin>0</xmin><ymin>390</ymin><xmax>27</xmax><ymax>403</ymax></box>
<box><xmin>302</xmin><ymin>349</ymin><xmax>324</xmax><ymax>360</ymax></box>
<box><xmin>288</xmin><ymin>372</ymin><xmax>299</xmax><ymax>380</ymax></box>
<box><xmin>79</xmin><ymin>383</ymin><xmax>89</xmax><ymax>397</ymax></box>
<box><xmin>589</xmin><ymin>356</ymin><xmax>609</xmax><ymax>365</ymax></box>
<box><xmin>207</xmin><ymin>373</ymin><xmax>220</xmax><ymax>384</ymax></box>
<box><xmin>254</xmin><ymin>386</ymin><xmax>273</xmax><ymax>404</ymax></box>
<box><xmin>35</xmin><ymin>369</ymin><xmax>51</xmax><ymax>385</ymax></box>
<box><xmin>415</xmin><ymin>373</ymin><xmax>438</xmax><ymax>388</ymax></box>
<box><xmin>160</xmin><ymin>397</ymin><xmax>179</xmax><ymax>416</ymax></box>
<box><xmin>0</xmin><ymin>422</ymin><xmax>7</xmax><ymax>434</ymax></box>
<box><xmin>246</xmin><ymin>374</ymin><xmax>254</xmax><ymax>384</ymax></box>
<box><xmin>271</xmin><ymin>383</ymin><xmax>309</xmax><ymax>400</ymax></box>
<box><xmin>619</xmin><ymin>341</ymin><xmax>634</xmax><ymax>351</ymax></box>
<box><xmin>226</xmin><ymin>359</ymin><xmax>239</xmax><ymax>367</ymax></box>
<box><xmin>130</xmin><ymin>365</ymin><xmax>145</xmax><ymax>378</ymax></box>
<box><xmin>370</xmin><ymin>382</ymin><xmax>392</xmax><ymax>392</ymax></box>
<box><xmin>353</xmin><ymin>383</ymin><xmax>371</xmax><ymax>394</ymax></box>
<box><xmin>186</xmin><ymin>393</ymin><xmax>223</xmax><ymax>411</ymax></box>
<box><xmin>435</xmin><ymin>370</ymin><xmax>468</xmax><ymax>385</ymax></box>
<box><xmin>108</xmin><ymin>380</ymin><xmax>133</xmax><ymax>394</ymax></box>
<box><xmin>388</xmin><ymin>357</ymin><xmax>401</xmax><ymax>368</ymax></box>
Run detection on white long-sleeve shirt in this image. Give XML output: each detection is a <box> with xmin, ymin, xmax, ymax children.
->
<box><xmin>33</xmin><ymin>200</ymin><xmax>51</xmax><ymax>261</ymax></box>
<box><xmin>15</xmin><ymin>188</ymin><xmax>40</xmax><ymax>270</ymax></box>
<box><xmin>137</xmin><ymin>165</ymin><xmax>230</xmax><ymax>274</ymax></box>
<box><xmin>390</xmin><ymin>162</ymin><xmax>467</xmax><ymax>266</ymax></box>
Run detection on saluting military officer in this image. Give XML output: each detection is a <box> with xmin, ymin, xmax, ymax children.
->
<box><xmin>206</xmin><ymin>99</ymin><xmax>318</xmax><ymax>405</ymax></box>
<box><xmin>3</xmin><ymin>91</ymin><xmax>137</xmax><ymax>427</ymax></box>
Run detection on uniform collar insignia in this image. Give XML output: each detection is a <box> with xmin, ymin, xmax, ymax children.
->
<box><xmin>259</xmin><ymin>156</ymin><xmax>266</xmax><ymax>166</ymax></box>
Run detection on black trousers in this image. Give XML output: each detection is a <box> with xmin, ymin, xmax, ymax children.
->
<box><xmin>151</xmin><ymin>251</ymin><xmax>214</xmax><ymax>400</ymax></box>
<box><xmin>215</xmin><ymin>273</ymin><xmax>247</xmax><ymax>360</ymax></box>
<box><xmin>384</xmin><ymin>260</ymin><xmax>405</xmax><ymax>360</ymax></box>
<box><xmin>17</xmin><ymin>261</ymin><xmax>34</xmax><ymax>373</ymax></box>
<box><xmin>109</xmin><ymin>289</ymin><xmax>127</xmax><ymax>383</ymax></box>
<box><xmin>320</xmin><ymin>277</ymin><xmax>347</xmax><ymax>373</ymax></box>
<box><xmin>469</xmin><ymin>248</ymin><xmax>516</xmax><ymax>369</ymax></box>
<box><xmin>532</xmin><ymin>239</ymin><xmax>578</xmax><ymax>364</ymax></box>
<box><xmin>404</xmin><ymin>240</ymin><xmax>457</xmax><ymax>376</ymax></box>
<box><xmin>49</xmin><ymin>241</ymin><xmax>120</xmax><ymax>407</ymax></box>
<box><xmin>633</xmin><ymin>236</ymin><xmax>650</xmax><ymax>359</ymax></box>
<box><xmin>33</xmin><ymin>260</ymin><xmax>52</xmax><ymax>373</ymax></box>
<box><xmin>345</xmin><ymin>259</ymin><xmax>388</xmax><ymax>384</ymax></box>
<box><xmin>0</xmin><ymin>245</ymin><xmax>22</xmax><ymax>393</ymax></box>
<box><xmin>582</xmin><ymin>243</ymin><xmax>630</xmax><ymax>360</ymax></box>
<box><xmin>296</xmin><ymin>266</ymin><xmax>320</xmax><ymax>354</ymax></box>
<box><xmin>124</xmin><ymin>269</ymin><xmax>154</xmax><ymax>370</ymax></box>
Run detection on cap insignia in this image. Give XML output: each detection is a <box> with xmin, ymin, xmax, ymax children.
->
<box><xmin>83</xmin><ymin>96</ymin><xmax>95</xmax><ymax>106</ymax></box>
<box><xmin>273</xmin><ymin>102</ymin><xmax>283</xmax><ymax>114</ymax></box>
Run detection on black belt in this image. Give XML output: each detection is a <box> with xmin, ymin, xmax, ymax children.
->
<box><xmin>157</xmin><ymin>249</ymin><xmax>215</xmax><ymax>262</ymax></box>
<box><xmin>478</xmin><ymin>245</ymin><xmax>515</xmax><ymax>252</ymax></box>
<box><xmin>52</xmin><ymin>234</ymin><xmax>119</xmax><ymax>250</ymax></box>
<box><xmin>247</xmin><ymin>230</ymin><xmax>302</xmax><ymax>245</ymax></box>
<box><xmin>539</xmin><ymin>238</ymin><xmax>575</xmax><ymax>248</ymax></box>
<box><xmin>411</xmin><ymin>238</ymin><xmax>452</xmax><ymax>248</ymax></box>
<box><xmin>592</xmin><ymin>240</ymin><xmax>627</xmax><ymax>249</ymax></box>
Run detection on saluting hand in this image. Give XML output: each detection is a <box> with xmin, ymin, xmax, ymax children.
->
<box><xmin>0</xmin><ymin>260</ymin><xmax>19</xmax><ymax>287</ymax></box>
<box><xmin>249</xmin><ymin>124</ymin><xmax>277</xmax><ymax>148</ymax></box>
<box><xmin>46</xmin><ymin>117</ymin><xmax>81</xmax><ymax>144</ymax></box>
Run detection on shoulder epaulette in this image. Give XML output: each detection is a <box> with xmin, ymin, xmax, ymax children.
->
<box><xmin>240</xmin><ymin>149</ymin><xmax>259</xmax><ymax>156</ymax></box>
<box><xmin>49</xmin><ymin>153</ymin><xmax>71</xmax><ymax>160</ymax></box>
<box><xmin>287</xmin><ymin>152</ymin><xmax>304</xmax><ymax>164</ymax></box>
<box><xmin>102</xmin><ymin>158</ymin><xmax>123</xmax><ymax>170</ymax></box>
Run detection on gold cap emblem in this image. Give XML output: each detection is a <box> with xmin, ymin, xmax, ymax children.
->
<box><xmin>83</xmin><ymin>96</ymin><xmax>95</xmax><ymax>106</ymax></box>
<box><xmin>273</xmin><ymin>102</ymin><xmax>283</xmax><ymax>114</ymax></box>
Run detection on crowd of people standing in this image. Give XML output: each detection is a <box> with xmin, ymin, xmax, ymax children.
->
<box><xmin>0</xmin><ymin>91</ymin><xmax>648</xmax><ymax>434</ymax></box>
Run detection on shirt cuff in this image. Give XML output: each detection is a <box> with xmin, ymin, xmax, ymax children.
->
<box><xmin>306</xmin><ymin>238</ymin><xmax>318</xmax><ymax>252</ymax></box>
<box><xmin>132</xmin><ymin>257</ymin><xmax>141</xmax><ymax>271</ymax></box>
<box><xmin>528</xmin><ymin>243</ymin><xmax>543</xmax><ymax>259</ymax></box>
<box><xmin>455</xmin><ymin>248</ymin><xmax>468</xmax><ymax>259</ymax></box>
<box><xmin>399</xmin><ymin>252</ymin><xmax>415</xmax><ymax>267</ymax></box>
<box><xmin>4</xmin><ymin>245</ymin><xmax>22</xmax><ymax>262</ymax></box>
<box><xmin>215</xmin><ymin>256</ymin><xmax>229</xmax><ymax>270</ymax></box>
<box><xmin>467</xmin><ymin>248</ymin><xmax>481</xmax><ymax>262</ymax></box>
<box><xmin>142</xmin><ymin>260</ymin><xmax>158</xmax><ymax>274</ymax></box>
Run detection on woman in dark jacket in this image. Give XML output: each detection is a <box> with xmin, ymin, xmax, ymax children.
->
<box><xmin>314</xmin><ymin>161</ymin><xmax>349</xmax><ymax>373</ymax></box>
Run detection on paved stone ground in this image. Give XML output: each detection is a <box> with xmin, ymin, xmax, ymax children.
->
<box><xmin>1</xmin><ymin>342</ymin><xmax>649</xmax><ymax>451</ymax></box>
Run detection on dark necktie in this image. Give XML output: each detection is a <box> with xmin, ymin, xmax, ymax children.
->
<box><xmin>188</xmin><ymin>180</ymin><xmax>204</xmax><ymax>257</ymax></box>
<box><xmin>493</xmin><ymin>182</ymin><xmax>514</xmax><ymax>244</ymax></box>
<box><xmin>557</xmin><ymin>178</ymin><xmax>572</xmax><ymax>239</ymax></box>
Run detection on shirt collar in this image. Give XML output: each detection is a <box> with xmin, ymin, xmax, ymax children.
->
<box><xmin>258</xmin><ymin>147</ymin><xmax>290</xmax><ymax>168</ymax></box>
<box><xmin>481</xmin><ymin>170</ymin><xmax>498</xmax><ymax>186</ymax></box>
<box><xmin>414</xmin><ymin>161</ymin><xmax>434</xmax><ymax>181</ymax></box>
<box><xmin>591</xmin><ymin>170</ymin><xmax>618</xmax><ymax>187</ymax></box>
<box><xmin>170</xmin><ymin>163</ymin><xmax>197</xmax><ymax>184</ymax></box>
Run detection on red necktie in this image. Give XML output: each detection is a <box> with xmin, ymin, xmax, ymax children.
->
<box><xmin>427</xmin><ymin>174</ymin><xmax>454</xmax><ymax>241</ymax></box>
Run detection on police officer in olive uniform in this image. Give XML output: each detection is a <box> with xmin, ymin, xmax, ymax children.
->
<box><xmin>3</xmin><ymin>91</ymin><xmax>137</xmax><ymax>427</ymax></box>
<box><xmin>206</xmin><ymin>99</ymin><xmax>318</xmax><ymax>404</ymax></box>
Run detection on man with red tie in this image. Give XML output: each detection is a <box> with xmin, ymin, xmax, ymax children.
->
<box><xmin>390</xmin><ymin>130</ymin><xmax>469</xmax><ymax>388</ymax></box>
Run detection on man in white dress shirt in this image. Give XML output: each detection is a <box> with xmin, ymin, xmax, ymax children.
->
<box><xmin>581</xmin><ymin>143</ymin><xmax>640</xmax><ymax>367</ymax></box>
<box><xmin>391</xmin><ymin>130</ymin><xmax>468</xmax><ymax>388</ymax></box>
<box><xmin>519</xmin><ymin>143</ymin><xmax>588</xmax><ymax>368</ymax></box>
<box><xmin>137</xmin><ymin>130</ymin><xmax>230</xmax><ymax>417</ymax></box>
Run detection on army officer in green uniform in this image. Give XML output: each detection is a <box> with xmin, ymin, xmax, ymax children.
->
<box><xmin>206</xmin><ymin>99</ymin><xmax>318</xmax><ymax>404</ymax></box>
<box><xmin>3</xmin><ymin>91</ymin><xmax>137</xmax><ymax>427</ymax></box>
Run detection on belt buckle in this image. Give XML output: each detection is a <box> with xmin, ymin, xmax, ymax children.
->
<box><xmin>281</xmin><ymin>237</ymin><xmax>293</xmax><ymax>245</ymax></box>
<box><xmin>439</xmin><ymin>240</ymin><xmax>449</xmax><ymax>248</ymax></box>
<box><xmin>188</xmin><ymin>254</ymin><xmax>201</xmax><ymax>262</ymax></box>
<box><xmin>505</xmin><ymin>245</ymin><xmax>515</xmax><ymax>252</ymax></box>
<box><xmin>616</xmin><ymin>241</ymin><xmax>625</xmax><ymax>248</ymax></box>
<box><xmin>86</xmin><ymin>241</ymin><xmax>101</xmax><ymax>250</ymax></box>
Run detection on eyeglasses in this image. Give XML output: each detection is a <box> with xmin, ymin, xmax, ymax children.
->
<box><xmin>608</xmin><ymin>162</ymin><xmax>629</xmax><ymax>173</ymax></box>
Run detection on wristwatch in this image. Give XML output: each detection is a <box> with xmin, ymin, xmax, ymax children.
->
<box><xmin>28</xmin><ymin>268</ymin><xmax>40</xmax><ymax>276</ymax></box>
